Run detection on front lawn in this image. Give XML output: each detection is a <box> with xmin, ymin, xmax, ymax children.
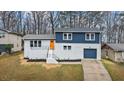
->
<box><xmin>102</xmin><ymin>59</ymin><xmax>124</xmax><ymax>81</ymax></box>
<box><xmin>0</xmin><ymin>52</ymin><xmax>83</xmax><ymax>81</ymax></box>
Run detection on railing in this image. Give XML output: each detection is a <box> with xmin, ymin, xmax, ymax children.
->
<box><xmin>46</xmin><ymin>48</ymin><xmax>60</xmax><ymax>60</ymax></box>
<box><xmin>46</xmin><ymin>48</ymin><xmax>49</xmax><ymax>58</ymax></box>
<box><xmin>53</xmin><ymin>54</ymin><xmax>59</xmax><ymax>60</ymax></box>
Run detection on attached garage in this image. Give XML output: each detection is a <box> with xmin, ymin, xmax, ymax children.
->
<box><xmin>84</xmin><ymin>49</ymin><xmax>97</xmax><ymax>59</ymax></box>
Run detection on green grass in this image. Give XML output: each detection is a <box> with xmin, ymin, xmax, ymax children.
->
<box><xmin>102</xmin><ymin>59</ymin><xmax>124</xmax><ymax>81</ymax></box>
<box><xmin>0</xmin><ymin>52</ymin><xmax>83</xmax><ymax>81</ymax></box>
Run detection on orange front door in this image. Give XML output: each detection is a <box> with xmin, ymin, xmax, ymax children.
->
<box><xmin>50</xmin><ymin>40</ymin><xmax>54</xmax><ymax>49</ymax></box>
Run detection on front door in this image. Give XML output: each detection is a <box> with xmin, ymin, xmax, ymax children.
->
<box><xmin>50</xmin><ymin>40</ymin><xmax>54</xmax><ymax>49</ymax></box>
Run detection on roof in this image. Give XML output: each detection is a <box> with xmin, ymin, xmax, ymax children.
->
<box><xmin>103</xmin><ymin>43</ymin><xmax>124</xmax><ymax>52</ymax></box>
<box><xmin>23</xmin><ymin>34</ymin><xmax>55</xmax><ymax>40</ymax></box>
<box><xmin>0</xmin><ymin>29</ymin><xmax>23</xmax><ymax>37</ymax></box>
<box><xmin>54</xmin><ymin>28</ymin><xmax>102</xmax><ymax>33</ymax></box>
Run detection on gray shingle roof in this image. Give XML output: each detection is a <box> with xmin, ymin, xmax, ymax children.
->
<box><xmin>0</xmin><ymin>29</ymin><xmax>23</xmax><ymax>37</ymax></box>
<box><xmin>54</xmin><ymin>28</ymin><xmax>102</xmax><ymax>32</ymax></box>
<box><xmin>23</xmin><ymin>34</ymin><xmax>55</xmax><ymax>40</ymax></box>
<box><xmin>107</xmin><ymin>43</ymin><xmax>124</xmax><ymax>52</ymax></box>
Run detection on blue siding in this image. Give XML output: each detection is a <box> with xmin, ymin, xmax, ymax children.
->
<box><xmin>55</xmin><ymin>32</ymin><xmax>100</xmax><ymax>43</ymax></box>
<box><xmin>84</xmin><ymin>49</ymin><xmax>97</xmax><ymax>58</ymax></box>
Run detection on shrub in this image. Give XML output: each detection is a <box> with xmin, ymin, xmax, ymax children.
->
<box><xmin>4</xmin><ymin>44</ymin><xmax>13</xmax><ymax>54</ymax></box>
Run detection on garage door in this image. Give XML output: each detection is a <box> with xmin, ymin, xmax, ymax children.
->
<box><xmin>84</xmin><ymin>49</ymin><xmax>97</xmax><ymax>58</ymax></box>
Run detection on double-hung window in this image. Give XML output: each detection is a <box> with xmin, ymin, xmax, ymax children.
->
<box><xmin>63</xmin><ymin>46</ymin><xmax>68</xmax><ymax>50</ymax></box>
<box><xmin>63</xmin><ymin>34</ymin><xmax>67</xmax><ymax>40</ymax></box>
<box><xmin>63</xmin><ymin>45</ymin><xmax>71</xmax><ymax>50</ymax></box>
<box><xmin>30</xmin><ymin>41</ymin><xmax>33</xmax><ymax>47</ymax></box>
<box><xmin>38</xmin><ymin>40</ymin><xmax>41</xmax><ymax>47</ymax></box>
<box><xmin>30</xmin><ymin>40</ymin><xmax>42</xmax><ymax>48</ymax></box>
<box><xmin>63</xmin><ymin>33</ymin><xmax>72</xmax><ymax>40</ymax></box>
<box><xmin>68</xmin><ymin>46</ymin><xmax>71</xmax><ymax>50</ymax></box>
<box><xmin>85</xmin><ymin>33</ymin><xmax>95</xmax><ymax>41</ymax></box>
<box><xmin>34</xmin><ymin>40</ymin><xmax>37</xmax><ymax>47</ymax></box>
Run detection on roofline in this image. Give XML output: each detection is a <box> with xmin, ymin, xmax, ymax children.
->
<box><xmin>0</xmin><ymin>28</ymin><xmax>23</xmax><ymax>37</ymax></box>
<box><xmin>0</xmin><ymin>29</ymin><xmax>9</xmax><ymax>33</ymax></box>
<box><xmin>102</xmin><ymin>43</ymin><xmax>124</xmax><ymax>52</ymax></box>
<box><xmin>23</xmin><ymin>38</ymin><xmax>55</xmax><ymax>40</ymax></box>
<box><xmin>55</xmin><ymin>30</ymin><xmax>102</xmax><ymax>33</ymax></box>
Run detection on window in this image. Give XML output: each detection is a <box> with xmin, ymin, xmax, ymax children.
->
<box><xmin>68</xmin><ymin>46</ymin><xmax>71</xmax><ymax>50</ymax></box>
<box><xmin>63</xmin><ymin>46</ymin><xmax>67</xmax><ymax>50</ymax></box>
<box><xmin>0</xmin><ymin>34</ymin><xmax>5</xmax><ymax>38</ymax></box>
<box><xmin>30</xmin><ymin>40</ymin><xmax>41</xmax><ymax>48</ymax></box>
<box><xmin>91</xmin><ymin>33</ymin><xmax>95</xmax><ymax>40</ymax></box>
<box><xmin>30</xmin><ymin>41</ymin><xmax>33</xmax><ymax>47</ymax></box>
<box><xmin>34</xmin><ymin>40</ymin><xmax>37</xmax><ymax>47</ymax></box>
<box><xmin>85</xmin><ymin>33</ymin><xmax>95</xmax><ymax>41</ymax></box>
<box><xmin>68</xmin><ymin>33</ymin><xmax>72</xmax><ymax>40</ymax></box>
<box><xmin>63</xmin><ymin>34</ymin><xmax>67</xmax><ymax>40</ymax></box>
<box><xmin>63</xmin><ymin>45</ymin><xmax>71</xmax><ymax>50</ymax></box>
<box><xmin>63</xmin><ymin>33</ymin><xmax>72</xmax><ymax>40</ymax></box>
<box><xmin>86</xmin><ymin>34</ymin><xmax>90</xmax><ymax>40</ymax></box>
<box><xmin>38</xmin><ymin>40</ymin><xmax>41</xmax><ymax>47</ymax></box>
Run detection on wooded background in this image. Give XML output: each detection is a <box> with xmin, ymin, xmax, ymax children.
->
<box><xmin>0</xmin><ymin>11</ymin><xmax>124</xmax><ymax>43</ymax></box>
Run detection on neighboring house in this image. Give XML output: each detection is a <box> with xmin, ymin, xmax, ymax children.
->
<box><xmin>23</xmin><ymin>28</ymin><xmax>101</xmax><ymax>63</ymax></box>
<box><xmin>101</xmin><ymin>43</ymin><xmax>124</xmax><ymax>62</ymax></box>
<box><xmin>0</xmin><ymin>29</ymin><xmax>22</xmax><ymax>54</ymax></box>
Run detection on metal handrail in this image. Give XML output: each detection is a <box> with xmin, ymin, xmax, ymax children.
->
<box><xmin>46</xmin><ymin>48</ymin><xmax>49</xmax><ymax>58</ymax></box>
<box><xmin>53</xmin><ymin>54</ymin><xmax>59</xmax><ymax>60</ymax></box>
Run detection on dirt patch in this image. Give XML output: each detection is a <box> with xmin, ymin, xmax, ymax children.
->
<box><xmin>19</xmin><ymin>54</ymin><xmax>28</xmax><ymax>64</ymax></box>
<box><xmin>19</xmin><ymin>54</ymin><xmax>45</xmax><ymax>64</ymax></box>
<box><xmin>19</xmin><ymin>54</ymin><xmax>61</xmax><ymax>69</ymax></box>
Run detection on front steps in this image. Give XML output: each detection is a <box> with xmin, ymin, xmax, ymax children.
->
<box><xmin>46</xmin><ymin>49</ymin><xmax>58</xmax><ymax>64</ymax></box>
<box><xmin>47</xmin><ymin>58</ymin><xmax>58</xmax><ymax>64</ymax></box>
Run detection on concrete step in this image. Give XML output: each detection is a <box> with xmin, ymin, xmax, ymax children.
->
<box><xmin>47</xmin><ymin>49</ymin><xmax>58</xmax><ymax>64</ymax></box>
<box><xmin>47</xmin><ymin>58</ymin><xmax>58</xmax><ymax>64</ymax></box>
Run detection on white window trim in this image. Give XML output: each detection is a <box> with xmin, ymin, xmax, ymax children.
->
<box><xmin>85</xmin><ymin>33</ymin><xmax>95</xmax><ymax>41</ymax></box>
<box><xmin>30</xmin><ymin>40</ymin><xmax>42</xmax><ymax>48</ymax></box>
<box><xmin>38</xmin><ymin>40</ymin><xmax>42</xmax><ymax>47</ymax></box>
<box><xmin>63</xmin><ymin>33</ymin><xmax>72</xmax><ymax>40</ymax></box>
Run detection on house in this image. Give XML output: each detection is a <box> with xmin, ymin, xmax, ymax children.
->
<box><xmin>23</xmin><ymin>34</ymin><xmax>55</xmax><ymax>60</ymax></box>
<box><xmin>102</xmin><ymin>43</ymin><xmax>124</xmax><ymax>62</ymax></box>
<box><xmin>0</xmin><ymin>29</ymin><xmax>22</xmax><ymax>54</ymax></box>
<box><xmin>23</xmin><ymin>28</ymin><xmax>101</xmax><ymax>63</ymax></box>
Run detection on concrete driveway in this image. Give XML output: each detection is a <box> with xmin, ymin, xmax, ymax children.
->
<box><xmin>82</xmin><ymin>60</ymin><xmax>112</xmax><ymax>81</ymax></box>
